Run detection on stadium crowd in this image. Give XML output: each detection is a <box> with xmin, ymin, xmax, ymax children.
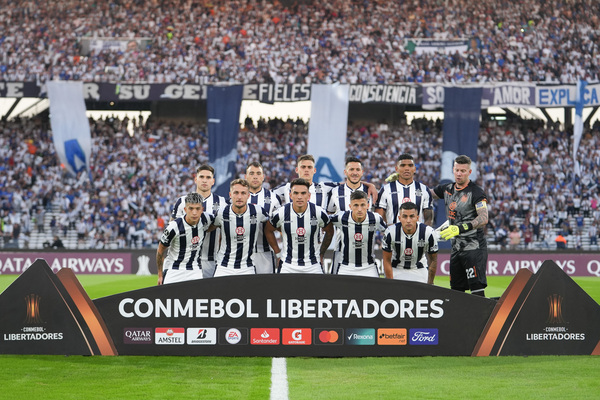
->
<box><xmin>1</xmin><ymin>113</ymin><xmax>599</xmax><ymax>251</ymax></box>
<box><xmin>0</xmin><ymin>0</ymin><xmax>599</xmax><ymax>84</ymax></box>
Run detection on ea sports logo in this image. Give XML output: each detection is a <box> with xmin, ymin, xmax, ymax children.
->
<box><xmin>449</xmin><ymin>201</ymin><xmax>457</xmax><ymax>211</ymax></box>
<box><xmin>191</xmin><ymin>236</ymin><xmax>201</xmax><ymax>244</ymax></box>
<box><xmin>226</xmin><ymin>328</ymin><xmax>242</xmax><ymax>344</ymax></box>
<box><xmin>354</xmin><ymin>233</ymin><xmax>363</xmax><ymax>241</ymax></box>
<box><xmin>296</xmin><ymin>227</ymin><xmax>306</xmax><ymax>236</ymax></box>
<box><xmin>235</xmin><ymin>227</ymin><xmax>245</xmax><ymax>235</ymax></box>
<box><xmin>404</xmin><ymin>248</ymin><xmax>413</xmax><ymax>256</ymax></box>
<box><xmin>402</xmin><ymin>197</ymin><xmax>411</xmax><ymax>203</ymax></box>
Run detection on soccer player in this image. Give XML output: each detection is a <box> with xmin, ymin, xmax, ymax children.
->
<box><xmin>326</xmin><ymin>157</ymin><xmax>374</xmax><ymax>273</ymax></box>
<box><xmin>265</xmin><ymin>178</ymin><xmax>334</xmax><ymax>274</ymax></box>
<box><xmin>432</xmin><ymin>155</ymin><xmax>489</xmax><ymax>296</ymax></box>
<box><xmin>157</xmin><ymin>193</ymin><xmax>214</xmax><ymax>285</ymax></box>
<box><xmin>245</xmin><ymin>161</ymin><xmax>281</xmax><ymax>274</ymax></box>
<box><xmin>375</xmin><ymin>153</ymin><xmax>433</xmax><ymax>226</ymax></box>
<box><xmin>329</xmin><ymin>190</ymin><xmax>386</xmax><ymax>277</ymax></box>
<box><xmin>382</xmin><ymin>202</ymin><xmax>438</xmax><ymax>284</ymax></box>
<box><xmin>170</xmin><ymin>165</ymin><xmax>227</xmax><ymax>278</ymax></box>
<box><xmin>212</xmin><ymin>179</ymin><xmax>276</xmax><ymax>277</ymax></box>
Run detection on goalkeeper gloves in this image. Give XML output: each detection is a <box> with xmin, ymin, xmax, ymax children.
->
<box><xmin>385</xmin><ymin>172</ymin><xmax>399</xmax><ymax>183</ymax></box>
<box><xmin>440</xmin><ymin>223</ymin><xmax>473</xmax><ymax>240</ymax></box>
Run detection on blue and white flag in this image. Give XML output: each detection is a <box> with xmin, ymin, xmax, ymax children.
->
<box><xmin>47</xmin><ymin>81</ymin><xmax>92</xmax><ymax>178</ymax></box>
<box><xmin>307</xmin><ymin>84</ymin><xmax>349</xmax><ymax>183</ymax></box>
<box><xmin>573</xmin><ymin>80</ymin><xmax>587</xmax><ymax>176</ymax></box>
<box><xmin>440</xmin><ymin>87</ymin><xmax>483</xmax><ymax>182</ymax></box>
<box><xmin>208</xmin><ymin>85</ymin><xmax>243</xmax><ymax>197</ymax></box>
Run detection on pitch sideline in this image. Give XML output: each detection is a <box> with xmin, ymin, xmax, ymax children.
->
<box><xmin>270</xmin><ymin>357</ymin><xmax>289</xmax><ymax>400</ymax></box>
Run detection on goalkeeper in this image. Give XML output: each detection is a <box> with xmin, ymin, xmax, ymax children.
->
<box><xmin>431</xmin><ymin>155</ymin><xmax>489</xmax><ymax>297</ymax></box>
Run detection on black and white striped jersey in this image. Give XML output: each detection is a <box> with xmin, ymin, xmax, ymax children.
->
<box><xmin>329</xmin><ymin>210</ymin><xmax>386</xmax><ymax>267</ymax></box>
<box><xmin>213</xmin><ymin>203</ymin><xmax>269</xmax><ymax>269</ymax></box>
<box><xmin>273</xmin><ymin>181</ymin><xmax>338</xmax><ymax>209</ymax></box>
<box><xmin>374</xmin><ymin>180</ymin><xmax>432</xmax><ymax>224</ymax></box>
<box><xmin>248</xmin><ymin>187</ymin><xmax>281</xmax><ymax>253</ymax></box>
<box><xmin>382</xmin><ymin>222</ymin><xmax>438</xmax><ymax>269</ymax></box>
<box><xmin>270</xmin><ymin>202</ymin><xmax>330</xmax><ymax>266</ymax></box>
<box><xmin>160</xmin><ymin>213</ymin><xmax>214</xmax><ymax>271</ymax></box>
<box><xmin>171</xmin><ymin>192</ymin><xmax>227</xmax><ymax>262</ymax></box>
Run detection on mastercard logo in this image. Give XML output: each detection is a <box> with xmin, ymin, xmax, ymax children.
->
<box><xmin>314</xmin><ymin>328</ymin><xmax>344</xmax><ymax>345</ymax></box>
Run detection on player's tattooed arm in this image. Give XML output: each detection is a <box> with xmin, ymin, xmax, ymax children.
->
<box><xmin>156</xmin><ymin>243</ymin><xmax>167</xmax><ymax>285</ymax></box>
<box><xmin>471</xmin><ymin>201</ymin><xmax>489</xmax><ymax>229</ymax></box>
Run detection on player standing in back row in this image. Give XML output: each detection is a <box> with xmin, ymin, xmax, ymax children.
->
<box><xmin>170</xmin><ymin>165</ymin><xmax>227</xmax><ymax>278</ymax></box>
<box><xmin>432</xmin><ymin>155</ymin><xmax>489</xmax><ymax>296</ymax></box>
<box><xmin>375</xmin><ymin>153</ymin><xmax>433</xmax><ymax>226</ymax></box>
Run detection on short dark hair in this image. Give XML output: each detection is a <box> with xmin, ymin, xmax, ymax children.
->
<box><xmin>399</xmin><ymin>201</ymin><xmax>418</xmax><ymax>213</ymax></box>
<box><xmin>230</xmin><ymin>179</ymin><xmax>250</xmax><ymax>190</ymax></box>
<box><xmin>350</xmin><ymin>190</ymin><xmax>368</xmax><ymax>202</ymax></box>
<box><xmin>246</xmin><ymin>161</ymin><xmax>263</xmax><ymax>171</ymax></box>
<box><xmin>396</xmin><ymin>153</ymin><xmax>414</xmax><ymax>163</ymax></box>
<box><xmin>454</xmin><ymin>155</ymin><xmax>472</xmax><ymax>165</ymax></box>
<box><xmin>196</xmin><ymin>164</ymin><xmax>215</xmax><ymax>176</ymax></box>
<box><xmin>290</xmin><ymin>178</ymin><xmax>311</xmax><ymax>190</ymax></box>
<box><xmin>185</xmin><ymin>192</ymin><xmax>204</xmax><ymax>205</ymax></box>
<box><xmin>297</xmin><ymin>154</ymin><xmax>315</xmax><ymax>165</ymax></box>
<box><xmin>345</xmin><ymin>156</ymin><xmax>362</xmax><ymax>166</ymax></box>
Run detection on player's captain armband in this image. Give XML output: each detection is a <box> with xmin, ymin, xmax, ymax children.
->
<box><xmin>475</xmin><ymin>201</ymin><xmax>487</xmax><ymax>210</ymax></box>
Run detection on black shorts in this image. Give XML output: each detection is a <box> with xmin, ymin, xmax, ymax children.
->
<box><xmin>449</xmin><ymin>249</ymin><xmax>487</xmax><ymax>292</ymax></box>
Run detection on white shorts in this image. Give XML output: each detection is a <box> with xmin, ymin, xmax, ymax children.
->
<box><xmin>163</xmin><ymin>268</ymin><xmax>203</xmax><ymax>285</ymax></box>
<box><xmin>202</xmin><ymin>260</ymin><xmax>217</xmax><ymax>278</ymax></box>
<box><xmin>337</xmin><ymin>264</ymin><xmax>380</xmax><ymax>278</ymax></box>
<box><xmin>251</xmin><ymin>251</ymin><xmax>276</xmax><ymax>274</ymax></box>
<box><xmin>213</xmin><ymin>265</ymin><xmax>256</xmax><ymax>277</ymax></box>
<box><xmin>279</xmin><ymin>262</ymin><xmax>324</xmax><ymax>274</ymax></box>
<box><xmin>392</xmin><ymin>267</ymin><xmax>428</xmax><ymax>283</ymax></box>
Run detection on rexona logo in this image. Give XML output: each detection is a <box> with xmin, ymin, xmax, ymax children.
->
<box><xmin>282</xmin><ymin>328</ymin><xmax>312</xmax><ymax>345</ymax></box>
<box><xmin>409</xmin><ymin>328</ymin><xmax>438</xmax><ymax>345</ymax></box>
<box><xmin>186</xmin><ymin>328</ymin><xmax>217</xmax><ymax>345</ymax></box>
<box><xmin>314</xmin><ymin>328</ymin><xmax>344</xmax><ymax>345</ymax></box>
<box><xmin>219</xmin><ymin>328</ymin><xmax>248</xmax><ymax>345</ymax></box>
<box><xmin>250</xmin><ymin>328</ymin><xmax>280</xmax><ymax>345</ymax></box>
<box><xmin>377</xmin><ymin>328</ymin><xmax>407</xmax><ymax>345</ymax></box>
<box><xmin>155</xmin><ymin>327</ymin><xmax>185</xmax><ymax>345</ymax></box>
<box><xmin>345</xmin><ymin>328</ymin><xmax>376</xmax><ymax>345</ymax></box>
<box><xmin>123</xmin><ymin>328</ymin><xmax>153</xmax><ymax>344</ymax></box>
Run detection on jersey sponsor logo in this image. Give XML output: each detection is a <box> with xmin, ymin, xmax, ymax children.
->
<box><xmin>314</xmin><ymin>328</ymin><xmax>344</xmax><ymax>345</ymax></box>
<box><xmin>402</xmin><ymin>197</ymin><xmax>411</xmax><ymax>203</ymax></box>
<box><xmin>250</xmin><ymin>328</ymin><xmax>280</xmax><ymax>345</ymax></box>
<box><xmin>191</xmin><ymin>236</ymin><xmax>201</xmax><ymax>244</ymax></box>
<box><xmin>409</xmin><ymin>328</ymin><xmax>438</xmax><ymax>345</ymax></box>
<box><xmin>123</xmin><ymin>327</ymin><xmax>153</xmax><ymax>344</ymax></box>
<box><xmin>282</xmin><ymin>328</ymin><xmax>312</xmax><ymax>345</ymax></box>
<box><xmin>186</xmin><ymin>328</ymin><xmax>217</xmax><ymax>345</ymax></box>
<box><xmin>377</xmin><ymin>328</ymin><xmax>407</xmax><ymax>345</ymax></box>
<box><xmin>449</xmin><ymin>202</ymin><xmax>457</xmax><ymax>211</ymax></box>
<box><xmin>155</xmin><ymin>327</ymin><xmax>185</xmax><ymax>345</ymax></box>
<box><xmin>218</xmin><ymin>327</ymin><xmax>248</xmax><ymax>345</ymax></box>
<box><xmin>404</xmin><ymin>248</ymin><xmax>413</xmax><ymax>256</ymax></box>
<box><xmin>235</xmin><ymin>227</ymin><xmax>245</xmax><ymax>235</ymax></box>
<box><xmin>345</xmin><ymin>328</ymin><xmax>376</xmax><ymax>345</ymax></box>
<box><xmin>354</xmin><ymin>233</ymin><xmax>364</xmax><ymax>241</ymax></box>
<box><xmin>296</xmin><ymin>227</ymin><xmax>306</xmax><ymax>236</ymax></box>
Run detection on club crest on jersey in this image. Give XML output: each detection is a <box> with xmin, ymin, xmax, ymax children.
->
<box><xmin>310</xmin><ymin>216</ymin><xmax>318</xmax><ymax>226</ymax></box>
<box><xmin>461</xmin><ymin>195</ymin><xmax>468</xmax><ymax>203</ymax></box>
<box><xmin>191</xmin><ymin>235</ymin><xmax>201</xmax><ymax>249</ymax></box>
<box><xmin>417</xmin><ymin>239</ymin><xmax>426</xmax><ymax>247</ymax></box>
<box><xmin>415</xmin><ymin>188</ymin><xmax>422</xmax><ymax>196</ymax></box>
<box><xmin>249</xmin><ymin>215</ymin><xmax>257</xmax><ymax>224</ymax></box>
